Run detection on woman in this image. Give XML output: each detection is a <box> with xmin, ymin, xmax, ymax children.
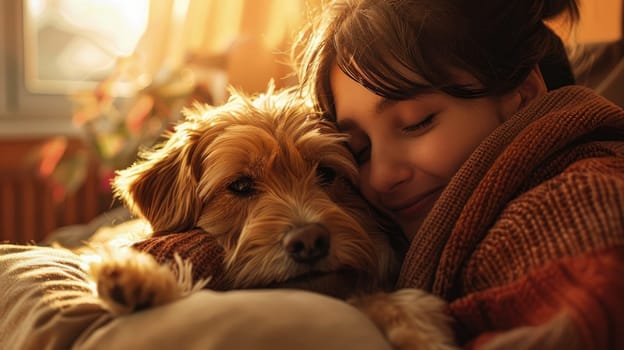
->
<box><xmin>294</xmin><ymin>0</ymin><xmax>624</xmax><ymax>348</ymax></box>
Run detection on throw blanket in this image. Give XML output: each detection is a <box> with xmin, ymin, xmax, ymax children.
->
<box><xmin>398</xmin><ymin>86</ymin><xmax>624</xmax><ymax>349</ymax></box>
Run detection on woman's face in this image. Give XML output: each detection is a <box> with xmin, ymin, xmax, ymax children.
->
<box><xmin>330</xmin><ymin>65</ymin><xmax>519</xmax><ymax>239</ymax></box>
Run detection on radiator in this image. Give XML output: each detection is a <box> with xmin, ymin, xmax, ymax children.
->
<box><xmin>0</xmin><ymin>162</ymin><xmax>112</xmax><ymax>244</ymax></box>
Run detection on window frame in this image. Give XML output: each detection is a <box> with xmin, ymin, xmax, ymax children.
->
<box><xmin>0</xmin><ymin>1</ymin><xmax>90</xmax><ymax>137</ymax></box>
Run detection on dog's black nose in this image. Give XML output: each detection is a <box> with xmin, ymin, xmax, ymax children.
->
<box><xmin>283</xmin><ymin>223</ymin><xmax>330</xmax><ymax>264</ymax></box>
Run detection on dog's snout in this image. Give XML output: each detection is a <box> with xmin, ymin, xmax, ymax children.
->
<box><xmin>283</xmin><ymin>223</ymin><xmax>330</xmax><ymax>264</ymax></box>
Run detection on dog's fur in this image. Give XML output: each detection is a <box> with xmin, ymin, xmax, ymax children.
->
<box><xmin>87</xmin><ymin>86</ymin><xmax>458</xmax><ymax>350</ymax></box>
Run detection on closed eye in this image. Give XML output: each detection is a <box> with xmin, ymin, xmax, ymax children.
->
<box><xmin>352</xmin><ymin>114</ymin><xmax>435</xmax><ymax>165</ymax></box>
<box><xmin>403</xmin><ymin>114</ymin><xmax>435</xmax><ymax>133</ymax></box>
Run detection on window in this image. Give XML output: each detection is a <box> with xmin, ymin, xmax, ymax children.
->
<box><xmin>23</xmin><ymin>0</ymin><xmax>149</xmax><ymax>93</ymax></box>
<box><xmin>0</xmin><ymin>0</ymin><xmax>149</xmax><ymax>136</ymax></box>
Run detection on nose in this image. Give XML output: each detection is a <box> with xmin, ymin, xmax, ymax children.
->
<box><xmin>282</xmin><ymin>223</ymin><xmax>330</xmax><ymax>264</ymax></box>
<box><xmin>367</xmin><ymin>145</ymin><xmax>411</xmax><ymax>193</ymax></box>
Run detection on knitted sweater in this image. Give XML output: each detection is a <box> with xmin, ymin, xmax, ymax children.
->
<box><xmin>396</xmin><ymin>86</ymin><xmax>624</xmax><ymax>349</ymax></box>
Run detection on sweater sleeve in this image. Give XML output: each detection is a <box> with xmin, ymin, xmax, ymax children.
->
<box><xmin>132</xmin><ymin>229</ymin><xmax>229</xmax><ymax>290</ymax></box>
<box><xmin>450</xmin><ymin>247</ymin><xmax>624</xmax><ymax>349</ymax></box>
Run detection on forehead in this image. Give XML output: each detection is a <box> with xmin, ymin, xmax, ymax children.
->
<box><xmin>330</xmin><ymin>65</ymin><xmax>382</xmax><ymax>129</ymax></box>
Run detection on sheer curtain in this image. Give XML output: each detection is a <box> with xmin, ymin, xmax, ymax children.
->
<box><xmin>126</xmin><ymin>0</ymin><xmax>320</xmax><ymax>100</ymax></box>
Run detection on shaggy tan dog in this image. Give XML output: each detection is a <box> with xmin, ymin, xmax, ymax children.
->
<box><xmin>88</xmin><ymin>86</ymin><xmax>458</xmax><ymax>350</ymax></box>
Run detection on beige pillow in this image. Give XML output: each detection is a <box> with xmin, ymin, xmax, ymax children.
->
<box><xmin>0</xmin><ymin>244</ymin><xmax>391</xmax><ymax>350</ymax></box>
<box><xmin>0</xmin><ymin>244</ymin><xmax>111</xmax><ymax>349</ymax></box>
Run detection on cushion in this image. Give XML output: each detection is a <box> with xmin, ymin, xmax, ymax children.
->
<box><xmin>0</xmin><ymin>244</ymin><xmax>111</xmax><ymax>349</ymax></box>
<box><xmin>0</xmin><ymin>244</ymin><xmax>392</xmax><ymax>350</ymax></box>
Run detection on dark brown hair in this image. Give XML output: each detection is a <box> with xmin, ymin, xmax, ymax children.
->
<box><xmin>294</xmin><ymin>0</ymin><xmax>579</xmax><ymax>118</ymax></box>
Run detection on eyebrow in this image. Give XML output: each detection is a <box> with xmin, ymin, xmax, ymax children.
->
<box><xmin>375</xmin><ymin>97</ymin><xmax>398</xmax><ymax>114</ymax></box>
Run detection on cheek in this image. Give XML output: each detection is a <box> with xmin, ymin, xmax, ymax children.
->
<box><xmin>434</xmin><ymin>114</ymin><xmax>501</xmax><ymax>177</ymax></box>
<box><xmin>413</xmin><ymin>114</ymin><xmax>502</xmax><ymax>180</ymax></box>
<box><xmin>426</xmin><ymin>132</ymin><xmax>484</xmax><ymax>178</ymax></box>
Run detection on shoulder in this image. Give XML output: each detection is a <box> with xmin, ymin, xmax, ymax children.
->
<box><xmin>462</xmin><ymin>155</ymin><xmax>624</xmax><ymax>291</ymax></box>
<box><xmin>520</xmin><ymin>155</ymin><xmax>624</xmax><ymax>219</ymax></box>
<box><xmin>502</xmin><ymin>154</ymin><xmax>624</xmax><ymax>236</ymax></box>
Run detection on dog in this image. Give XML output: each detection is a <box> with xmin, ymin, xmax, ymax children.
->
<box><xmin>87</xmin><ymin>85</ymin><xmax>458</xmax><ymax>350</ymax></box>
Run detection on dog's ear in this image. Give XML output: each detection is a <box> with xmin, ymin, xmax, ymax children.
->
<box><xmin>113</xmin><ymin>121</ymin><xmax>204</xmax><ymax>233</ymax></box>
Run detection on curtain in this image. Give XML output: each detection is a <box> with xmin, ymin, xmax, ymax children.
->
<box><xmin>125</xmin><ymin>0</ymin><xmax>321</xmax><ymax>100</ymax></box>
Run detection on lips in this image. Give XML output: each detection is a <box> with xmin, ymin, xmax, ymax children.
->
<box><xmin>385</xmin><ymin>187</ymin><xmax>444</xmax><ymax>218</ymax></box>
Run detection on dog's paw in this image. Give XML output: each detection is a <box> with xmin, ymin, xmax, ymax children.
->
<box><xmin>349</xmin><ymin>288</ymin><xmax>459</xmax><ymax>350</ymax></box>
<box><xmin>88</xmin><ymin>247</ymin><xmax>185</xmax><ymax>315</ymax></box>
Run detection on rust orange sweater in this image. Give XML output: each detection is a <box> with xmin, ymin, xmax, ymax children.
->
<box><xmin>397</xmin><ymin>86</ymin><xmax>624</xmax><ymax>349</ymax></box>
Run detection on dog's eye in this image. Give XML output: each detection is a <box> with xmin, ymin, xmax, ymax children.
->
<box><xmin>227</xmin><ymin>176</ymin><xmax>257</xmax><ymax>196</ymax></box>
<box><xmin>316</xmin><ymin>166</ymin><xmax>336</xmax><ymax>185</ymax></box>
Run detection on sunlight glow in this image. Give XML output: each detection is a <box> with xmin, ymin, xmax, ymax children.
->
<box><xmin>24</xmin><ymin>0</ymin><xmax>150</xmax><ymax>92</ymax></box>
